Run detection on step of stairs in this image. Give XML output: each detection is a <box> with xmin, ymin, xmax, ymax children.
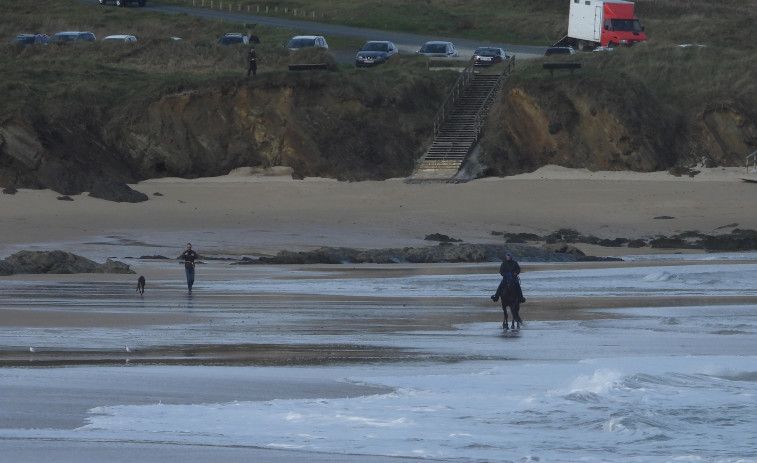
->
<box><xmin>407</xmin><ymin>65</ymin><xmax>511</xmax><ymax>183</ymax></box>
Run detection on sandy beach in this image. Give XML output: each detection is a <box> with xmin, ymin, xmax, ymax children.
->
<box><xmin>2</xmin><ymin>165</ymin><xmax>756</xmax><ymax>258</ymax></box>
<box><xmin>3</xmin><ymin>167</ymin><xmax>757</xmax><ymax>462</ymax></box>
<box><xmin>2</xmin><ymin>164</ymin><xmax>755</xmax><ymax>348</ymax></box>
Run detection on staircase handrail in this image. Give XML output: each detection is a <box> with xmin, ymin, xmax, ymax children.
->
<box><xmin>433</xmin><ymin>59</ymin><xmax>476</xmax><ymax>136</ymax></box>
<box><xmin>473</xmin><ymin>56</ymin><xmax>516</xmax><ymax>138</ymax></box>
<box><xmin>747</xmin><ymin>150</ymin><xmax>757</xmax><ymax>175</ymax></box>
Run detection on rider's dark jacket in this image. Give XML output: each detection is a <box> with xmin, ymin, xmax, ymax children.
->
<box><xmin>499</xmin><ymin>259</ymin><xmax>521</xmax><ymax>277</ymax></box>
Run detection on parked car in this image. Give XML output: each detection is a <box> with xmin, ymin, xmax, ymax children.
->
<box><xmin>355</xmin><ymin>40</ymin><xmax>398</xmax><ymax>67</ymax></box>
<box><xmin>471</xmin><ymin>47</ymin><xmax>508</xmax><ymax>66</ymax></box>
<box><xmin>416</xmin><ymin>41</ymin><xmax>458</xmax><ymax>58</ymax></box>
<box><xmin>98</xmin><ymin>0</ymin><xmax>147</xmax><ymax>6</ymax></box>
<box><xmin>286</xmin><ymin>35</ymin><xmax>328</xmax><ymax>50</ymax></box>
<box><xmin>544</xmin><ymin>46</ymin><xmax>576</xmax><ymax>56</ymax></box>
<box><xmin>218</xmin><ymin>33</ymin><xmax>248</xmax><ymax>45</ymax></box>
<box><xmin>50</xmin><ymin>31</ymin><xmax>96</xmax><ymax>43</ymax></box>
<box><xmin>11</xmin><ymin>33</ymin><xmax>50</xmax><ymax>45</ymax></box>
<box><xmin>103</xmin><ymin>35</ymin><xmax>137</xmax><ymax>43</ymax></box>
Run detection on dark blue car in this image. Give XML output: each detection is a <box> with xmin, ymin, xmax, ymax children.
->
<box><xmin>355</xmin><ymin>41</ymin><xmax>398</xmax><ymax>67</ymax></box>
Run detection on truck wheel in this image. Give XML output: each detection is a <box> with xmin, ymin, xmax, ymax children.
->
<box><xmin>115</xmin><ymin>0</ymin><xmax>124</xmax><ymax>6</ymax></box>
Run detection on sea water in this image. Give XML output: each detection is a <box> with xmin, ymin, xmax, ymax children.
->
<box><xmin>1</xmin><ymin>255</ymin><xmax>756</xmax><ymax>462</ymax></box>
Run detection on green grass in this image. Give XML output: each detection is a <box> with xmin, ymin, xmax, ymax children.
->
<box><xmin>1</xmin><ymin>0</ymin><xmax>755</xmax><ymax>145</ymax></box>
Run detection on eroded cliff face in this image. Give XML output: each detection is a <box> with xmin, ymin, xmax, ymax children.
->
<box><xmin>1</xmin><ymin>72</ymin><xmax>755</xmax><ymax>201</ymax></box>
<box><xmin>104</xmin><ymin>74</ymin><xmax>443</xmax><ymax>182</ymax></box>
<box><xmin>0</xmin><ymin>73</ymin><xmax>444</xmax><ymax>200</ymax></box>
<box><xmin>481</xmin><ymin>77</ymin><xmax>756</xmax><ymax>175</ymax></box>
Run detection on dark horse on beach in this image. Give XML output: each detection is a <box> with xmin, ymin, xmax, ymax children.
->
<box><xmin>491</xmin><ymin>273</ymin><xmax>522</xmax><ymax>330</ymax></box>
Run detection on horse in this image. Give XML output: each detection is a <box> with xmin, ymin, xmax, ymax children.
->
<box><xmin>491</xmin><ymin>273</ymin><xmax>522</xmax><ymax>330</ymax></box>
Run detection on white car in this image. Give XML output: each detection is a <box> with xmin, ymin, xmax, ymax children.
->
<box><xmin>103</xmin><ymin>35</ymin><xmax>137</xmax><ymax>43</ymax></box>
<box><xmin>286</xmin><ymin>35</ymin><xmax>328</xmax><ymax>50</ymax></box>
<box><xmin>416</xmin><ymin>41</ymin><xmax>458</xmax><ymax>58</ymax></box>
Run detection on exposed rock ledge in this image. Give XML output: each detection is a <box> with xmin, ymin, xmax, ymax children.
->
<box><xmin>0</xmin><ymin>251</ymin><xmax>134</xmax><ymax>276</ymax></box>
<box><xmin>237</xmin><ymin>243</ymin><xmax>620</xmax><ymax>265</ymax></box>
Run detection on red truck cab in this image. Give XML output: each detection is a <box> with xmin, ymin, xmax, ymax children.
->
<box><xmin>600</xmin><ymin>2</ymin><xmax>647</xmax><ymax>46</ymax></box>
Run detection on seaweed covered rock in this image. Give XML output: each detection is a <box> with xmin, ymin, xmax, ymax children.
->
<box><xmin>0</xmin><ymin>250</ymin><xmax>134</xmax><ymax>275</ymax></box>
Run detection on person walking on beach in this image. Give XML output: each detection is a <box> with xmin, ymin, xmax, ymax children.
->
<box><xmin>499</xmin><ymin>252</ymin><xmax>525</xmax><ymax>303</ymax></box>
<box><xmin>247</xmin><ymin>47</ymin><xmax>257</xmax><ymax>78</ymax></box>
<box><xmin>180</xmin><ymin>243</ymin><xmax>198</xmax><ymax>294</ymax></box>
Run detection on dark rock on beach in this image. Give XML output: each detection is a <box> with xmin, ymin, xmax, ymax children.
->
<box><xmin>247</xmin><ymin>243</ymin><xmax>620</xmax><ymax>265</ymax></box>
<box><xmin>0</xmin><ymin>251</ymin><xmax>134</xmax><ymax>276</ymax></box>
<box><xmin>424</xmin><ymin>233</ymin><xmax>462</xmax><ymax>243</ymax></box>
<box><xmin>88</xmin><ymin>179</ymin><xmax>148</xmax><ymax>203</ymax></box>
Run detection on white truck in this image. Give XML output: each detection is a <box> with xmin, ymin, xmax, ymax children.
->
<box><xmin>557</xmin><ymin>0</ymin><xmax>647</xmax><ymax>50</ymax></box>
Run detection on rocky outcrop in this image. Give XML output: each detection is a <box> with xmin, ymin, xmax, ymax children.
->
<box><xmin>0</xmin><ymin>251</ymin><xmax>134</xmax><ymax>276</ymax></box>
<box><xmin>247</xmin><ymin>243</ymin><xmax>619</xmax><ymax>265</ymax></box>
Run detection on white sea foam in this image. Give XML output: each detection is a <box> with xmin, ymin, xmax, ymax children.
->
<box><xmin>1</xmin><ymin>257</ymin><xmax>756</xmax><ymax>462</ymax></box>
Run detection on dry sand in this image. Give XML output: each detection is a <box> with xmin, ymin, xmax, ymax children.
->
<box><xmin>2</xmin><ymin>165</ymin><xmax>756</xmax><ymax>257</ymax></box>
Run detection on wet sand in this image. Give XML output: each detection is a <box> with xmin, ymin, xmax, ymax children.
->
<box><xmin>2</xmin><ymin>167</ymin><xmax>756</xmax><ymax>462</ymax></box>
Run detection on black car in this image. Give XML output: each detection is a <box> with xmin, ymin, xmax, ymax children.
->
<box><xmin>472</xmin><ymin>47</ymin><xmax>508</xmax><ymax>66</ymax></box>
<box><xmin>544</xmin><ymin>46</ymin><xmax>576</xmax><ymax>56</ymax></box>
<box><xmin>218</xmin><ymin>33</ymin><xmax>248</xmax><ymax>45</ymax></box>
<box><xmin>11</xmin><ymin>34</ymin><xmax>50</xmax><ymax>45</ymax></box>
<box><xmin>98</xmin><ymin>0</ymin><xmax>147</xmax><ymax>6</ymax></box>
<box><xmin>50</xmin><ymin>31</ymin><xmax>96</xmax><ymax>43</ymax></box>
<box><xmin>355</xmin><ymin>41</ymin><xmax>398</xmax><ymax>67</ymax></box>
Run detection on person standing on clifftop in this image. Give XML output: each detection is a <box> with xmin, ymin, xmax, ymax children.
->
<box><xmin>180</xmin><ymin>243</ymin><xmax>198</xmax><ymax>294</ymax></box>
<box><xmin>247</xmin><ymin>47</ymin><xmax>257</xmax><ymax>78</ymax></box>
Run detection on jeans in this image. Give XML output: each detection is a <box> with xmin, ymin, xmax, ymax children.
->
<box><xmin>185</xmin><ymin>267</ymin><xmax>195</xmax><ymax>291</ymax></box>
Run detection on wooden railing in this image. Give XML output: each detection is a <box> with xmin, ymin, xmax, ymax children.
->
<box><xmin>432</xmin><ymin>57</ymin><xmax>516</xmax><ymax>136</ymax></box>
<box><xmin>432</xmin><ymin>61</ymin><xmax>476</xmax><ymax>136</ymax></box>
<box><xmin>747</xmin><ymin>151</ymin><xmax>757</xmax><ymax>175</ymax></box>
<box><xmin>473</xmin><ymin>57</ymin><xmax>516</xmax><ymax>138</ymax></box>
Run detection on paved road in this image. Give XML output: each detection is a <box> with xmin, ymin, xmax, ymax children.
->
<box><xmin>81</xmin><ymin>0</ymin><xmax>547</xmax><ymax>58</ymax></box>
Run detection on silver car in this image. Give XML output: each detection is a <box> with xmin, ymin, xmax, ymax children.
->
<box><xmin>417</xmin><ymin>41</ymin><xmax>458</xmax><ymax>58</ymax></box>
<box><xmin>286</xmin><ymin>35</ymin><xmax>329</xmax><ymax>50</ymax></box>
<box><xmin>103</xmin><ymin>35</ymin><xmax>138</xmax><ymax>43</ymax></box>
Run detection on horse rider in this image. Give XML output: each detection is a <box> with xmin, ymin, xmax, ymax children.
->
<box><xmin>495</xmin><ymin>252</ymin><xmax>526</xmax><ymax>303</ymax></box>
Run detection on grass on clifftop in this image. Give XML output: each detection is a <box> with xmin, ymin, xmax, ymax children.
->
<box><xmin>1</xmin><ymin>0</ymin><xmax>755</xmax><ymax>149</ymax></box>
<box><xmin>0</xmin><ymin>0</ymin><xmax>442</xmax><ymax>115</ymax></box>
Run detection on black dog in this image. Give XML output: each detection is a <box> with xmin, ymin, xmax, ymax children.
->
<box><xmin>137</xmin><ymin>275</ymin><xmax>146</xmax><ymax>295</ymax></box>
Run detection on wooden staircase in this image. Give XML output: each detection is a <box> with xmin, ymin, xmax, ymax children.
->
<box><xmin>407</xmin><ymin>58</ymin><xmax>515</xmax><ymax>183</ymax></box>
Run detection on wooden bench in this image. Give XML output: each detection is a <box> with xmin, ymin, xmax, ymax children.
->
<box><xmin>288</xmin><ymin>63</ymin><xmax>328</xmax><ymax>71</ymax></box>
<box><xmin>542</xmin><ymin>62</ymin><xmax>581</xmax><ymax>77</ymax></box>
